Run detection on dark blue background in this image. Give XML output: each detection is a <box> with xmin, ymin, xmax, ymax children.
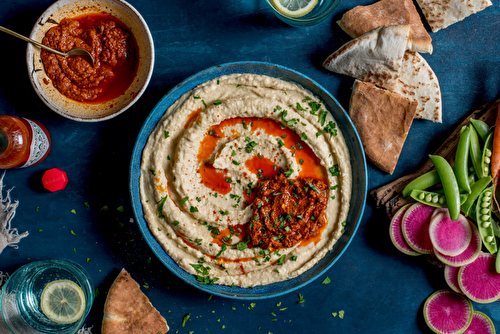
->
<box><xmin>1</xmin><ymin>0</ymin><xmax>499</xmax><ymax>333</ymax></box>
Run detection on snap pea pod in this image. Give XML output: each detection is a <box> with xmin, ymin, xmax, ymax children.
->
<box><xmin>475</xmin><ymin>186</ymin><xmax>498</xmax><ymax>254</ymax></box>
<box><xmin>455</xmin><ymin>126</ymin><xmax>471</xmax><ymax>193</ymax></box>
<box><xmin>481</xmin><ymin>132</ymin><xmax>493</xmax><ymax>178</ymax></box>
<box><xmin>461</xmin><ymin>175</ymin><xmax>492</xmax><ymax>216</ymax></box>
<box><xmin>491</xmin><ymin>217</ymin><xmax>500</xmax><ymax>238</ymax></box>
<box><xmin>469</xmin><ymin>125</ymin><xmax>484</xmax><ymax>179</ymax></box>
<box><xmin>410</xmin><ymin>189</ymin><xmax>467</xmax><ymax>208</ymax></box>
<box><xmin>470</xmin><ymin>118</ymin><xmax>491</xmax><ymax>142</ymax></box>
<box><xmin>429</xmin><ymin>155</ymin><xmax>461</xmax><ymax>221</ymax></box>
<box><xmin>402</xmin><ymin>170</ymin><xmax>440</xmax><ymax>198</ymax></box>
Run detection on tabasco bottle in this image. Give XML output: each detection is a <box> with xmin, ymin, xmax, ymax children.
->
<box><xmin>0</xmin><ymin>115</ymin><xmax>52</xmax><ymax>169</ymax></box>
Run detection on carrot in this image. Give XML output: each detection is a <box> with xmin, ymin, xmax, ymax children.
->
<box><xmin>491</xmin><ymin>103</ymin><xmax>500</xmax><ymax>188</ymax></box>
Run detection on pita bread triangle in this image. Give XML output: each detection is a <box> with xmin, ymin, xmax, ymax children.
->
<box><xmin>415</xmin><ymin>0</ymin><xmax>492</xmax><ymax>32</ymax></box>
<box><xmin>337</xmin><ymin>0</ymin><xmax>433</xmax><ymax>54</ymax></box>
<box><xmin>349</xmin><ymin>80</ymin><xmax>418</xmax><ymax>174</ymax></box>
<box><xmin>102</xmin><ymin>269</ymin><xmax>169</xmax><ymax>334</ymax></box>
<box><xmin>396</xmin><ymin>51</ymin><xmax>442</xmax><ymax>123</ymax></box>
<box><xmin>323</xmin><ymin>24</ymin><xmax>411</xmax><ymax>92</ymax></box>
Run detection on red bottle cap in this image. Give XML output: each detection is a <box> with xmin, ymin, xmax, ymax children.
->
<box><xmin>42</xmin><ymin>168</ymin><xmax>68</xmax><ymax>192</ymax></box>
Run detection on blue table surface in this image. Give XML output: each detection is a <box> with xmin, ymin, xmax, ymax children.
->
<box><xmin>1</xmin><ymin>0</ymin><xmax>500</xmax><ymax>333</ymax></box>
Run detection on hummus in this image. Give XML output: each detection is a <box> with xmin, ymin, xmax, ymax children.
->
<box><xmin>140</xmin><ymin>74</ymin><xmax>352</xmax><ymax>287</ymax></box>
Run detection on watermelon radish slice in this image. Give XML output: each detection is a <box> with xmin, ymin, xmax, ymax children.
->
<box><xmin>434</xmin><ymin>220</ymin><xmax>482</xmax><ymax>267</ymax></box>
<box><xmin>458</xmin><ymin>252</ymin><xmax>500</xmax><ymax>303</ymax></box>
<box><xmin>389</xmin><ymin>204</ymin><xmax>421</xmax><ymax>256</ymax></box>
<box><xmin>463</xmin><ymin>311</ymin><xmax>496</xmax><ymax>334</ymax></box>
<box><xmin>401</xmin><ymin>203</ymin><xmax>435</xmax><ymax>254</ymax></box>
<box><xmin>444</xmin><ymin>265</ymin><xmax>463</xmax><ymax>294</ymax></box>
<box><xmin>429</xmin><ymin>213</ymin><xmax>472</xmax><ymax>256</ymax></box>
<box><xmin>423</xmin><ymin>289</ymin><xmax>473</xmax><ymax>334</ymax></box>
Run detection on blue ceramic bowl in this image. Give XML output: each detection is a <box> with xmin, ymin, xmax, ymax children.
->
<box><xmin>130</xmin><ymin>61</ymin><xmax>367</xmax><ymax>299</ymax></box>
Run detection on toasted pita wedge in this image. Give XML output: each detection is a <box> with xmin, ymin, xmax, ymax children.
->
<box><xmin>102</xmin><ymin>269</ymin><xmax>169</xmax><ymax>334</ymax></box>
<box><xmin>395</xmin><ymin>51</ymin><xmax>442</xmax><ymax>123</ymax></box>
<box><xmin>337</xmin><ymin>0</ymin><xmax>432</xmax><ymax>54</ymax></box>
<box><xmin>349</xmin><ymin>80</ymin><xmax>418</xmax><ymax>174</ymax></box>
<box><xmin>323</xmin><ymin>25</ymin><xmax>410</xmax><ymax>91</ymax></box>
<box><xmin>415</xmin><ymin>0</ymin><xmax>492</xmax><ymax>32</ymax></box>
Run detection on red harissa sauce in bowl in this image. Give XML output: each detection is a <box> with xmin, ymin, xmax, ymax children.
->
<box><xmin>41</xmin><ymin>13</ymin><xmax>139</xmax><ymax>103</ymax></box>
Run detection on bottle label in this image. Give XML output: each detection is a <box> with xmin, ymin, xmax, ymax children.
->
<box><xmin>21</xmin><ymin>119</ymin><xmax>50</xmax><ymax>168</ymax></box>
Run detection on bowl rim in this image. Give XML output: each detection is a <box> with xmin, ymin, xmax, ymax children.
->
<box><xmin>129</xmin><ymin>61</ymin><xmax>367</xmax><ymax>299</ymax></box>
<box><xmin>25</xmin><ymin>0</ymin><xmax>155</xmax><ymax>122</ymax></box>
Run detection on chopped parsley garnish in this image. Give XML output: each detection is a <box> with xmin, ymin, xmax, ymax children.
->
<box><xmin>322</xmin><ymin>277</ymin><xmax>331</xmax><ymax>284</ymax></box>
<box><xmin>242</xmin><ymin>120</ymin><xmax>248</xmax><ymax>129</ymax></box>
<box><xmin>190</xmin><ymin>206</ymin><xmax>199</xmax><ymax>213</ymax></box>
<box><xmin>301</xmin><ymin>132</ymin><xmax>308</xmax><ymax>141</ymax></box>
<box><xmin>164</xmin><ymin>130</ymin><xmax>170</xmax><ymax>139</ymax></box>
<box><xmin>232</xmin><ymin>160</ymin><xmax>241</xmax><ymax>165</ymax></box>
<box><xmin>208</xmin><ymin>129</ymin><xmax>216</xmax><ymax>136</ymax></box>
<box><xmin>157</xmin><ymin>195</ymin><xmax>168</xmax><ymax>218</ymax></box>
<box><xmin>149</xmin><ymin>168</ymin><xmax>156</xmax><ymax>176</ymax></box>
<box><xmin>329</xmin><ymin>164</ymin><xmax>340</xmax><ymax>177</ymax></box>
<box><xmin>245</xmin><ymin>141</ymin><xmax>258</xmax><ymax>153</ymax></box>
<box><xmin>323</xmin><ymin>121</ymin><xmax>337</xmax><ymax>137</ymax></box>
<box><xmin>179</xmin><ymin>196</ymin><xmax>189</xmax><ymax>206</ymax></box>
<box><xmin>202</xmin><ymin>100</ymin><xmax>207</xmax><ymax>108</ymax></box>
<box><xmin>318</xmin><ymin>110</ymin><xmax>327</xmax><ymax>126</ymax></box>
<box><xmin>276</xmin><ymin>138</ymin><xmax>285</xmax><ymax>148</ymax></box>
<box><xmin>299</xmin><ymin>159</ymin><xmax>304</xmax><ymax>165</ymax></box>
<box><xmin>298</xmin><ymin>294</ymin><xmax>306</xmax><ymax>304</ymax></box>
<box><xmin>215</xmin><ymin>244</ymin><xmax>227</xmax><ymax>259</ymax></box>
<box><xmin>296</xmin><ymin>103</ymin><xmax>306</xmax><ymax>111</ymax></box>
<box><xmin>213</xmin><ymin>99</ymin><xmax>222</xmax><ymax>105</ymax></box>
<box><xmin>172</xmin><ymin>221</ymin><xmax>179</xmax><ymax>226</ymax></box>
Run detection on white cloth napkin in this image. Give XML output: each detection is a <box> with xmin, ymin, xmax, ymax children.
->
<box><xmin>0</xmin><ymin>172</ymin><xmax>28</xmax><ymax>254</ymax></box>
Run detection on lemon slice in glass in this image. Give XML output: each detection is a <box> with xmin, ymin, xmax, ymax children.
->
<box><xmin>271</xmin><ymin>0</ymin><xmax>319</xmax><ymax>18</ymax></box>
<box><xmin>40</xmin><ymin>279</ymin><xmax>86</xmax><ymax>324</ymax></box>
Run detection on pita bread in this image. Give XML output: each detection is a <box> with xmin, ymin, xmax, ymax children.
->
<box><xmin>324</xmin><ymin>25</ymin><xmax>410</xmax><ymax>91</ymax></box>
<box><xmin>415</xmin><ymin>0</ymin><xmax>492</xmax><ymax>32</ymax></box>
<box><xmin>395</xmin><ymin>51</ymin><xmax>442</xmax><ymax>123</ymax></box>
<box><xmin>349</xmin><ymin>80</ymin><xmax>418</xmax><ymax>174</ymax></box>
<box><xmin>102</xmin><ymin>269</ymin><xmax>169</xmax><ymax>334</ymax></box>
<box><xmin>337</xmin><ymin>0</ymin><xmax>433</xmax><ymax>54</ymax></box>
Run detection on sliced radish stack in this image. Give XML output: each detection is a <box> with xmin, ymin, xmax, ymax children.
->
<box><xmin>401</xmin><ymin>203</ymin><xmax>435</xmax><ymax>254</ymax></box>
<box><xmin>423</xmin><ymin>289</ymin><xmax>473</xmax><ymax>334</ymax></box>
<box><xmin>389</xmin><ymin>204</ymin><xmax>421</xmax><ymax>256</ymax></box>
<box><xmin>429</xmin><ymin>213</ymin><xmax>472</xmax><ymax>256</ymax></box>
<box><xmin>458</xmin><ymin>252</ymin><xmax>500</xmax><ymax>303</ymax></box>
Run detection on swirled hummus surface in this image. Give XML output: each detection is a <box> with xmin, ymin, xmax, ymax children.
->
<box><xmin>140</xmin><ymin>74</ymin><xmax>352</xmax><ymax>287</ymax></box>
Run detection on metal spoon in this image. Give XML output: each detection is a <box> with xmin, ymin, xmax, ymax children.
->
<box><xmin>0</xmin><ymin>25</ymin><xmax>94</xmax><ymax>66</ymax></box>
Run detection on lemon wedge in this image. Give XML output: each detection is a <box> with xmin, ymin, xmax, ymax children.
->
<box><xmin>271</xmin><ymin>0</ymin><xmax>319</xmax><ymax>18</ymax></box>
<box><xmin>40</xmin><ymin>279</ymin><xmax>86</xmax><ymax>324</ymax></box>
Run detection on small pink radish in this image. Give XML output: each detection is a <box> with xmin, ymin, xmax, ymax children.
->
<box><xmin>423</xmin><ymin>289</ymin><xmax>473</xmax><ymax>334</ymax></box>
<box><xmin>463</xmin><ymin>311</ymin><xmax>496</xmax><ymax>334</ymax></box>
<box><xmin>401</xmin><ymin>203</ymin><xmax>435</xmax><ymax>254</ymax></box>
<box><xmin>458</xmin><ymin>252</ymin><xmax>500</xmax><ymax>303</ymax></box>
<box><xmin>389</xmin><ymin>204</ymin><xmax>421</xmax><ymax>256</ymax></box>
<box><xmin>429</xmin><ymin>212</ymin><xmax>472</xmax><ymax>256</ymax></box>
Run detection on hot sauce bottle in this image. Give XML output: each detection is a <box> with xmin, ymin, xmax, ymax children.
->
<box><xmin>0</xmin><ymin>115</ymin><xmax>52</xmax><ymax>169</ymax></box>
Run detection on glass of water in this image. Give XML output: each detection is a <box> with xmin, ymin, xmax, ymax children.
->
<box><xmin>1</xmin><ymin>259</ymin><xmax>94</xmax><ymax>334</ymax></box>
<box><xmin>265</xmin><ymin>0</ymin><xmax>342</xmax><ymax>27</ymax></box>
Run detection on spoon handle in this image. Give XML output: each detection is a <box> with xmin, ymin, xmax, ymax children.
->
<box><xmin>0</xmin><ymin>25</ymin><xmax>67</xmax><ymax>57</ymax></box>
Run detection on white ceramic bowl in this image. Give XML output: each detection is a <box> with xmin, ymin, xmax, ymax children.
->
<box><xmin>26</xmin><ymin>0</ymin><xmax>154</xmax><ymax>122</ymax></box>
